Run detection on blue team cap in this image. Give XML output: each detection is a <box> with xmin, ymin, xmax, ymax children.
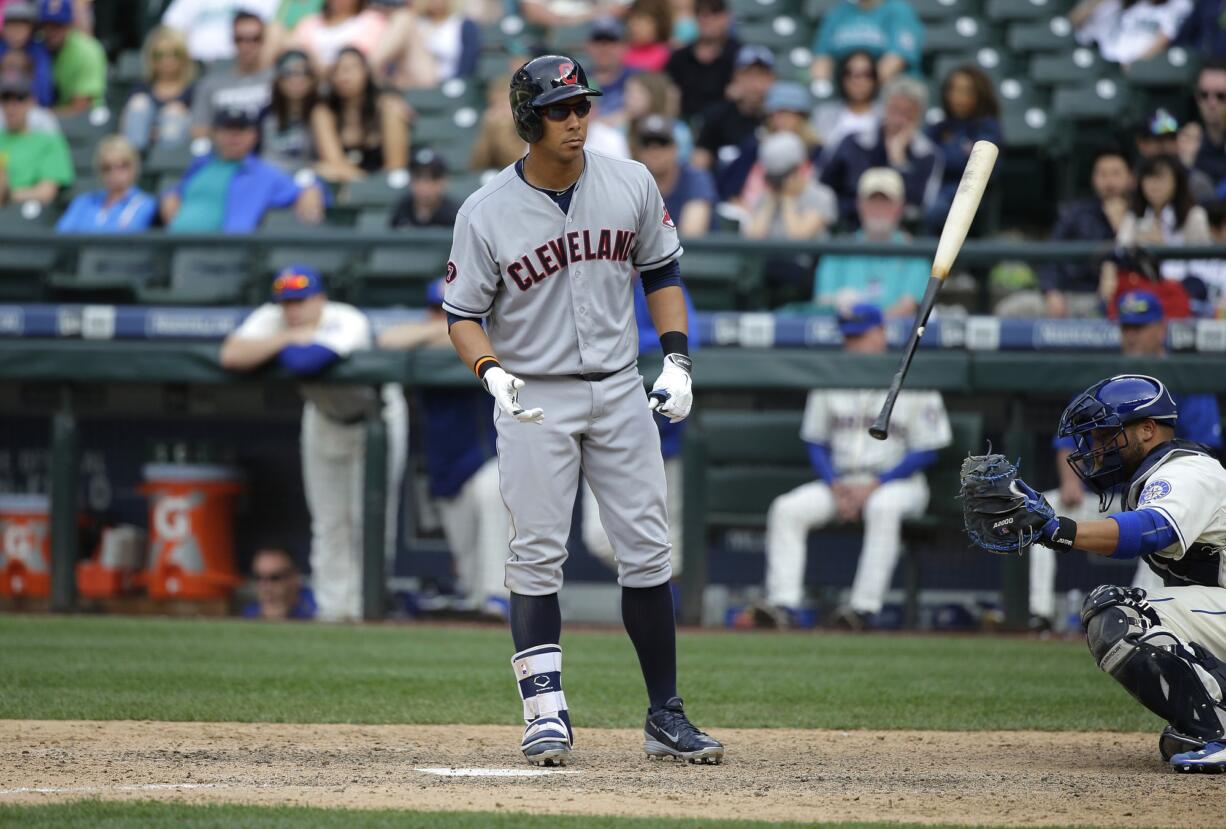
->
<box><xmin>272</xmin><ymin>265</ymin><xmax>324</xmax><ymax>301</ymax></box>
<box><xmin>38</xmin><ymin>0</ymin><xmax>72</xmax><ymax>24</ymax></box>
<box><xmin>838</xmin><ymin>303</ymin><xmax>884</xmax><ymax>336</ymax></box>
<box><xmin>425</xmin><ymin>277</ymin><xmax>445</xmax><ymax>307</ymax></box>
<box><xmin>1117</xmin><ymin>290</ymin><xmax>1163</xmax><ymax>325</ymax></box>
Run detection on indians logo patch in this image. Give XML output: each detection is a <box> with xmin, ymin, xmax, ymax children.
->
<box><xmin>1139</xmin><ymin>479</ymin><xmax>1172</xmax><ymax>505</ymax></box>
<box><xmin>662</xmin><ymin>205</ymin><xmax>675</xmax><ymax>229</ymax></box>
<box><xmin>558</xmin><ymin>62</ymin><xmax>578</xmax><ymax>85</ymax></box>
<box><xmin>445</xmin><ymin>261</ymin><xmax>458</xmax><ymax>283</ymax></box>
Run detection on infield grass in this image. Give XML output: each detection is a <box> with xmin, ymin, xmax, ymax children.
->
<box><xmin>0</xmin><ymin>615</ymin><xmax>1158</xmax><ymax>731</ymax></box>
<box><xmin>0</xmin><ymin>801</ymin><xmax>1098</xmax><ymax>829</ymax></box>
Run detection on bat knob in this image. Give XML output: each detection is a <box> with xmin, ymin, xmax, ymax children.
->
<box><xmin>868</xmin><ymin>426</ymin><xmax>888</xmax><ymax>441</ymax></box>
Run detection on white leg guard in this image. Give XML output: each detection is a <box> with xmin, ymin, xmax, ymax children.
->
<box><xmin>512</xmin><ymin>644</ymin><xmax>573</xmax><ymax>748</ymax></box>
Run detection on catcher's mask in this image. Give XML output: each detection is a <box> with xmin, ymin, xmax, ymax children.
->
<box><xmin>1057</xmin><ymin>374</ymin><xmax>1177</xmax><ymax>508</ymax></box>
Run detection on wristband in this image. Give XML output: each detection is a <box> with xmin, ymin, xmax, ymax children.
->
<box><xmin>659</xmin><ymin>331</ymin><xmax>689</xmax><ymax>360</ymax></box>
<box><xmin>1044</xmin><ymin>516</ymin><xmax>1077</xmax><ymax>551</ymax></box>
<box><xmin>473</xmin><ymin>355</ymin><xmax>500</xmax><ymax>380</ymax></box>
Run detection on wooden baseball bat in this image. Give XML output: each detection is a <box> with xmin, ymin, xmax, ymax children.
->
<box><xmin>868</xmin><ymin>140</ymin><xmax>999</xmax><ymax>440</ymax></box>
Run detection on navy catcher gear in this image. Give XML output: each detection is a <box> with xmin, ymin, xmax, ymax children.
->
<box><xmin>1058</xmin><ymin>374</ymin><xmax>1177</xmax><ymax>506</ymax></box>
<box><xmin>510</xmin><ymin>55</ymin><xmax>602</xmax><ymax>143</ymax></box>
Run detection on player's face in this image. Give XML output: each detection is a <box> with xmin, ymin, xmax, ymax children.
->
<box><xmin>1120</xmin><ymin>321</ymin><xmax>1166</xmax><ymax>357</ymax></box>
<box><xmin>1091</xmin><ymin>156</ymin><xmax>1132</xmax><ymax>201</ymax></box>
<box><xmin>537</xmin><ymin>98</ymin><xmax>591</xmax><ymax>162</ymax></box>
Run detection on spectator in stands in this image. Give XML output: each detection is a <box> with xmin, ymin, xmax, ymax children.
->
<box><xmin>623</xmin><ymin>0</ymin><xmax>670</xmax><ymax>72</ymax></box>
<box><xmin>756</xmin><ymin>303</ymin><xmax>950</xmax><ymax>630</ymax></box>
<box><xmin>119</xmin><ymin>26</ymin><xmax>195</xmax><ymax>152</ymax></box>
<box><xmin>923</xmin><ymin>64</ymin><xmax>1001</xmax><ymax>234</ymax></box>
<box><xmin>373</xmin><ymin>0</ymin><xmax>479</xmax><ymax>89</ymax></box>
<box><xmin>820</xmin><ymin>75</ymin><xmax>941</xmax><ymax>228</ymax></box>
<box><xmin>586</xmin><ymin>16</ymin><xmax>636</xmax><ymax>124</ymax></box>
<box><xmin>0</xmin><ymin>72</ymin><xmax>71</xmax><ymax>205</ymax></box>
<box><xmin>38</xmin><ymin>0</ymin><xmax>105</xmax><ymax>114</ymax></box>
<box><xmin>631</xmin><ymin>114</ymin><xmax>716</xmax><ymax>236</ymax></box>
<box><xmin>260</xmin><ymin>49</ymin><xmax>317</xmax><ymax>172</ymax></box>
<box><xmin>811</xmin><ymin>50</ymin><xmax>880</xmax><ymax>170</ymax></box>
<box><xmin>0</xmin><ymin>48</ymin><xmax>56</xmax><ymax>131</ymax></box>
<box><xmin>0</xmin><ymin>2</ymin><xmax>53</xmax><ymax>106</ymax></box>
<box><xmin>721</xmin><ymin>81</ymin><xmax>819</xmax><ymax>208</ymax></box>
<box><xmin>1071</xmin><ymin>0</ymin><xmax>1194</xmax><ymax>68</ymax></box>
<box><xmin>813</xmin><ymin>167</ymin><xmax>928</xmax><ymax>317</ymax></box>
<box><xmin>809</xmin><ymin>0</ymin><xmax>922</xmax><ymax>88</ymax></box>
<box><xmin>469</xmin><ymin>70</ymin><xmax>526</xmax><ymax>171</ymax></box>
<box><xmin>1117</xmin><ymin>153</ymin><xmax>1210</xmax><ymax>283</ymax></box>
<box><xmin>311</xmin><ymin>47</ymin><xmax>409</xmax><ymax>183</ymax></box>
<box><xmin>622</xmin><ymin>71</ymin><xmax>691</xmax><ymax>159</ymax></box>
<box><xmin>519</xmin><ymin>0</ymin><xmax>617</xmax><ymax>32</ymax></box>
<box><xmin>665</xmin><ymin>0</ymin><xmax>739</xmax><ymax>122</ymax></box>
<box><xmin>162</xmin><ymin>0</ymin><xmax>278</xmax><ymax>63</ymax></box>
<box><xmin>243</xmin><ymin>547</ymin><xmax>316</xmax><ymax>620</ymax></box>
<box><xmin>1029</xmin><ymin>288</ymin><xmax>1222</xmax><ymax>630</ymax></box>
<box><xmin>390</xmin><ymin>147</ymin><xmax>459</xmax><ymax>227</ymax></box>
<box><xmin>1186</xmin><ymin>59</ymin><xmax>1226</xmax><ymax>184</ymax></box>
<box><xmin>191</xmin><ymin>12</ymin><xmax>274</xmax><ymax>139</ymax></box>
<box><xmin>1175</xmin><ymin>0</ymin><xmax>1226</xmax><ymax>58</ymax></box>
<box><xmin>162</xmin><ymin>105</ymin><xmax>325</xmax><ymax>231</ymax></box>
<box><xmin>691</xmin><ymin>44</ymin><xmax>773</xmax><ymax>172</ymax></box>
<box><xmin>743</xmin><ymin>131</ymin><xmax>835</xmax><ymax>241</ymax></box>
<box><xmin>56</xmin><ymin>136</ymin><xmax>157</xmax><ymax>232</ymax></box>
<box><xmin>1134</xmin><ymin>108</ymin><xmax>1215</xmax><ymax>202</ymax></box>
<box><xmin>291</xmin><ymin>0</ymin><xmax>386</xmax><ymax>72</ymax></box>
<box><xmin>1029</xmin><ymin>147</ymin><xmax>1133</xmax><ymax>318</ymax></box>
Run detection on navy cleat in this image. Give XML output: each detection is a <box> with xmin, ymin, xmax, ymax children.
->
<box><xmin>521</xmin><ymin>716</ymin><xmax>572</xmax><ymax>767</ymax></box>
<box><xmin>644</xmin><ymin>697</ymin><xmax>724</xmax><ymax>765</ymax></box>
<box><xmin>1171</xmin><ymin>740</ymin><xmax>1226</xmax><ymax>773</ymax></box>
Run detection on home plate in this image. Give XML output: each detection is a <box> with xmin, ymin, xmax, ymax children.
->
<box><xmin>415</xmin><ymin>768</ymin><xmax>581</xmax><ymax>777</ymax></box>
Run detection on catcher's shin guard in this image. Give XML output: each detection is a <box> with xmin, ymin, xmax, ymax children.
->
<box><xmin>512</xmin><ymin>644</ymin><xmax>573</xmax><ymax>765</ymax></box>
<box><xmin>1083</xmin><ymin>586</ymin><xmax>1226</xmax><ymax>743</ymax></box>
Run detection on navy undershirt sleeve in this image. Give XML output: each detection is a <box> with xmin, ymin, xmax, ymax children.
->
<box><xmin>641</xmin><ymin>260</ymin><xmax>682</xmax><ymax>294</ymax></box>
<box><xmin>446</xmin><ymin>312</ymin><xmax>483</xmax><ymax>328</ymax></box>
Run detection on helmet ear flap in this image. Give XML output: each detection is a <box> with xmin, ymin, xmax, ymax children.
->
<box><xmin>515</xmin><ymin>102</ymin><xmax>543</xmax><ymax>143</ymax></box>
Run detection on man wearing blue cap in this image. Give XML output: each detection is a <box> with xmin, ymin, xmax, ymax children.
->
<box><xmin>1029</xmin><ymin>289</ymin><xmax>1224</xmax><ymax>630</ymax></box>
<box><xmin>377</xmin><ymin>281</ymin><xmax>511</xmax><ymax>619</ymax></box>
<box><xmin>220</xmin><ymin>265</ymin><xmax>408</xmax><ymax>622</ymax></box>
<box><xmin>754</xmin><ymin>303</ymin><xmax>951</xmax><ymax>629</ymax></box>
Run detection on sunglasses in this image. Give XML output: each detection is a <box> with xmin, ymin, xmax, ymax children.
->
<box><xmin>100</xmin><ymin>160</ymin><xmax>133</xmax><ymax>173</ymax></box>
<box><xmin>0</xmin><ymin>92</ymin><xmax>29</xmax><ymax>102</ymax></box>
<box><xmin>843</xmin><ymin>69</ymin><xmax>873</xmax><ymax>79</ymax></box>
<box><xmin>273</xmin><ymin>273</ymin><xmax>313</xmax><ymax>293</ymax></box>
<box><xmin>1198</xmin><ymin>89</ymin><xmax>1226</xmax><ymax>102</ymax></box>
<box><xmin>153</xmin><ymin>49</ymin><xmax>184</xmax><ymax>59</ymax></box>
<box><xmin>234</xmin><ymin>33</ymin><xmax>264</xmax><ymax>43</ymax></box>
<box><xmin>254</xmin><ymin>570</ymin><xmax>293</xmax><ymax>583</ymax></box>
<box><xmin>539</xmin><ymin>100</ymin><xmax>592</xmax><ymax>122</ymax></box>
<box><xmin>639</xmin><ymin>136</ymin><xmax>673</xmax><ymax>148</ymax></box>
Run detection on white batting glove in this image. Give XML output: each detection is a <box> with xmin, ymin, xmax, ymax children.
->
<box><xmin>483</xmin><ymin>366</ymin><xmax>545</xmax><ymax>424</ymax></box>
<box><xmin>647</xmin><ymin>354</ymin><xmax>693</xmax><ymax>423</ymax></box>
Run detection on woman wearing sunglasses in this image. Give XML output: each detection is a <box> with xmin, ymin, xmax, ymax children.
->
<box><xmin>119</xmin><ymin>26</ymin><xmax>197</xmax><ymax>151</ymax></box>
<box><xmin>56</xmin><ymin>135</ymin><xmax>157</xmax><ymax>232</ymax></box>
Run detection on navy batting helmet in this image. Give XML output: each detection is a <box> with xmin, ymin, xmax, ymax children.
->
<box><xmin>1058</xmin><ymin>374</ymin><xmax>1178</xmax><ymax>498</ymax></box>
<box><xmin>510</xmin><ymin>55</ymin><xmax>602</xmax><ymax>144</ymax></box>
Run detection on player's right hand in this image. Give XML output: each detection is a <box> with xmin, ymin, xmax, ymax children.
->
<box><xmin>482</xmin><ymin>366</ymin><xmax>545</xmax><ymax>424</ymax></box>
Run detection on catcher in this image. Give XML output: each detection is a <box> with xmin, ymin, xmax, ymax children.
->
<box><xmin>960</xmin><ymin>374</ymin><xmax>1226</xmax><ymax>773</ymax></box>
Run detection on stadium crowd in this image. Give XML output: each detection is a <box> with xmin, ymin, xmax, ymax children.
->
<box><xmin>7</xmin><ymin>0</ymin><xmax>1226</xmax><ymax>627</ymax></box>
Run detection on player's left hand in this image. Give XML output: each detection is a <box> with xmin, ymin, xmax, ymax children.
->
<box><xmin>648</xmin><ymin>354</ymin><xmax>693</xmax><ymax>423</ymax></box>
<box><xmin>959</xmin><ymin>453</ymin><xmax>1057</xmax><ymax>554</ymax></box>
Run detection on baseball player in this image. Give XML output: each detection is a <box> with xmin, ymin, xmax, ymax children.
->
<box><xmin>580</xmin><ymin>280</ymin><xmax>695</xmax><ymax>577</ymax></box>
<box><xmin>441</xmin><ymin>54</ymin><xmax>723</xmax><ymax>767</ymax></box>
<box><xmin>378</xmin><ymin>280</ymin><xmax>511</xmax><ymax>618</ymax></box>
<box><xmin>759</xmin><ymin>304</ymin><xmax>952</xmax><ymax>629</ymax></box>
<box><xmin>220</xmin><ymin>265</ymin><xmax>408</xmax><ymax>622</ymax></box>
<box><xmin>961</xmin><ymin>374</ymin><xmax>1226</xmax><ymax>772</ymax></box>
<box><xmin>1029</xmin><ymin>290</ymin><xmax>1223</xmax><ymax>628</ymax></box>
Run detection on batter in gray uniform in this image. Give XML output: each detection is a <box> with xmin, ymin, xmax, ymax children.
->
<box><xmin>443</xmin><ymin>55</ymin><xmax>724</xmax><ymax>767</ymax></box>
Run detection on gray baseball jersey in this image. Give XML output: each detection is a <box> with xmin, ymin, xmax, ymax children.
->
<box><xmin>442</xmin><ymin>149</ymin><xmax>682</xmax><ymax>376</ymax></box>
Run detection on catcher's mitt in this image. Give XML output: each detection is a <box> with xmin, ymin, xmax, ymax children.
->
<box><xmin>958</xmin><ymin>453</ymin><xmax>1055</xmax><ymax>554</ymax></box>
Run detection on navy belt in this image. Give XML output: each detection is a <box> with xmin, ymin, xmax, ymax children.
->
<box><xmin>570</xmin><ymin>361</ymin><xmax>634</xmax><ymax>382</ymax></box>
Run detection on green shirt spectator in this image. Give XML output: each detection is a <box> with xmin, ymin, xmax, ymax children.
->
<box><xmin>0</xmin><ymin>72</ymin><xmax>72</xmax><ymax>205</ymax></box>
<box><xmin>810</xmin><ymin>0</ymin><xmax>923</xmax><ymax>88</ymax></box>
<box><xmin>38</xmin><ymin>0</ymin><xmax>106</xmax><ymax>113</ymax></box>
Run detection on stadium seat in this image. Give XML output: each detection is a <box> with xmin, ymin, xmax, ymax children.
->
<box><xmin>111</xmin><ymin>49</ymin><xmax>143</xmax><ymax>85</ymax></box>
<box><xmin>730</xmin><ymin>0</ymin><xmax>796</xmax><ymax>22</ymax></box>
<box><xmin>702</xmin><ymin>409</ymin><xmax>809</xmax><ymax>522</ymax></box>
<box><xmin>346</xmin><ymin>245</ymin><xmax>449</xmax><ymax>305</ymax></box>
<box><xmin>1052</xmin><ymin>80</ymin><xmax>1130</xmax><ymax>122</ymax></box>
<box><xmin>801</xmin><ymin>0</ymin><xmax>840</xmax><ymax>18</ymax></box>
<box><xmin>1127</xmin><ymin>47</ymin><xmax>1198</xmax><ymax>89</ymax></box>
<box><xmin>1028</xmin><ymin>48</ymin><xmax>1104</xmax><ymax>85</ymax></box>
<box><xmin>922</xmin><ymin>17</ymin><xmax>998</xmax><ymax>56</ymax></box>
<box><xmin>430</xmin><ymin>141</ymin><xmax>477</xmax><ymax>175</ymax></box>
<box><xmin>680</xmin><ymin>249</ymin><xmax>762</xmax><ymax>311</ymax></box>
<box><xmin>932</xmin><ymin>49</ymin><xmax>1013</xmax><ymax>85</ymax></box>
<box><xmin>48</xmin><ymin>247</ymin><xmax>159</xmax><ymax>302</ymax></box>
<box><xmin>447</xmin><ymin>172</ymin><xmax>484</xmax><ymax>203</ymax></box>
<box><xmin>0</xmin><ymin>203</ymin><xmax>58</xmax><ymax>301</ymax></box>
<box><xmin>1001</xmin><ymin>104</ymin><xmax>1058</xmax><ymax>149</ymax></box>
<box><xmin>144</xmin><ymin>142</ymin><xmax>197</xmax><ymax>178</ymax></box>
<box><xmin>70</xmin><ymin>143</ymin><xmax>98</xmax><ymax>175</ymax></box>
<box><xmin>342</xmin><ymin>174</ymin><xmax>409</xmax><ymax>209</ymax></box>
<box><xmin>736</xmin><ymin>17</ymin><xmax>813</xmax><ymax>52</ymax></box>
<box><xmin>137</xmin><ymin>248</ymin><xmax>251</xmax><ymax>305</ymax></box>
<box><xmin>910</xmin><ymin>0</ymin><xmax>980</xmax><ymax>22</ymax></box>
<box><xmin>405</xmin><ymin>79</ymin><xmax>482</xmax><ymax>114</ymax></box>
<box><xmin>264</xmin><ymin>246</ymin><xmax>353</xmax><ymax>279</ymax></box>
<box><xmin>356</xmin><ymin>209</ymin><xmax>394</xmax><ymax>233</ymax></box>
<box><xmin>1006</xmin><ymin>18</ymin><xmax>1075</xmax><ymax>54</ymax></box>
<box><xmin>985</xmin><ymin>0</ymin><xmax>1072</xmax><ymax>22</ymax></box>
<box><xmin>58</xmin><ymin>108</ymin><xmax>114</xmax><ymax>150</ymax></box>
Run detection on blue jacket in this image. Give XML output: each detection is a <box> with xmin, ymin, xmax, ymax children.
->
<box><xmin>169</xmin><ymin>153</ymin><xmax>320</xmax><ymax>233</ymax></box>
<box><xmin>819</xmin><ymin>126</ymin><xmax>943</xmax><ymax>226</ymax></box>
<box><xmin>56</xmin><ymin>187</ymin><xmax>158</xmax><ymax>233</ymax></box>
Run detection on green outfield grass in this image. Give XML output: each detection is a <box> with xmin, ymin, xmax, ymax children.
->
<box><xmin>0</xmin><ymin>802</ymin><xmax>1099</xmax><ymax>829</ymax></box>
<box><xmin>0</xmin><ymin>615</ymin><xmax>1157</xmax><ymax>731</ymax></box>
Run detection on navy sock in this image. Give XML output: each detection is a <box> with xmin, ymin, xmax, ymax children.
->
<box><xmin>621</xmin><ymin>583</ymin><xmax>678</xmax><ymax>711</ymax></box>
<box><xmin>510</xmin><ymin>592</ymin><xmax>561</xmax><ymax>653</ymax></box>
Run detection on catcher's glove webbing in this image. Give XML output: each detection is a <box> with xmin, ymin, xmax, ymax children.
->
<box><xmin>958</xmin><ymin>453</ymin><xmax>1073</xmax><ymax>554</ymax></box>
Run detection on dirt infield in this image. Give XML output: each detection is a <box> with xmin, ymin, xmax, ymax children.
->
<box><xmin>0</xmin><ymin>720</ymin><xmax>1214</xmax><ymax>826</ymax></box>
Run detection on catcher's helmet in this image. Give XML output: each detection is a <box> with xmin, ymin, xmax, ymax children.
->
<box><xmin>1058</xmin><ymin>374</ymin><xmax>1178</xmax><ymax>501</ymax></box>
<box><xmin>510</xmin><ymin>55</ymin><xmax>602</xmax><ymax>143</ymax></box>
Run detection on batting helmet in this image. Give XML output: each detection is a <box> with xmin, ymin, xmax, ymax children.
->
<box><xmin>510</xmin><ymin>55</ymin><xmax>602</xmax><ymax>144</ymax></box>
<box><xmin>1058</xmin><ymin>374</ymin><xmax>1178</xmax><ymax>498</ymax></box>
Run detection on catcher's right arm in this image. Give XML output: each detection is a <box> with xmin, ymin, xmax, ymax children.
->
<box><xmin>958</xmin><ymin>453</ymin><xmax>1077</xmax><ymax>554</ymax></box>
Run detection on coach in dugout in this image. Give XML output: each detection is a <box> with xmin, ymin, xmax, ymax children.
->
<box><xmin>1028</xmin><ymin>288</ymin><xmax>1224</xmax><ymax>630</ymax></box>
<box><xmin>220</xmin><ymin>265</ymin><xmax>408</xmax><ymax>622</ymax></box>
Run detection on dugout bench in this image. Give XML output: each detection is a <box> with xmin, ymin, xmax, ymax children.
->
<box><xmin>686</xmin><ymin>409</ymin><xmax>983</xmax><ymax>627</ymax></box>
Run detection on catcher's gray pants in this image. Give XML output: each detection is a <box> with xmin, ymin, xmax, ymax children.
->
<box><xmin>495</xmin><ymin>365</ymin><xmax>672</xmax><ymax>595</ymax></box>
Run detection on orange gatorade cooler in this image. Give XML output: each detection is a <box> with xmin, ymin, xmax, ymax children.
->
<box><xmin>140</xmin><ymin>464</ymin><xmax>244</xmax><ymax>600</ymax></box>
<box><xmin>0</xmin><ymin>494</ymin><xmax>51</xmax><ymax>597</ymax></box>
